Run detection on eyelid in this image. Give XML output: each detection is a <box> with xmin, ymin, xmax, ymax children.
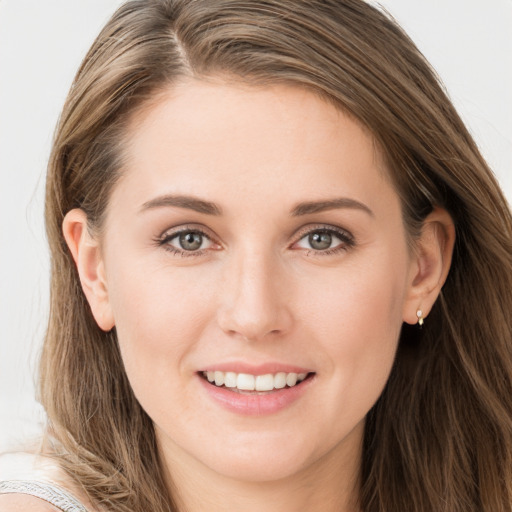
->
<box><xmin>158</xmin><ymin>223</ymin><xmax>214</xmax><ymax>241</ymax></box>
<box><xmin>292</xmin><ymin>223</ymin><xmax>354</xmax><ymax>241</ymax></box>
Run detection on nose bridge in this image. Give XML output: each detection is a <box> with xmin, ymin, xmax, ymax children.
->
<box><xmin>217</xmin><ymin>244</ymin><xmax>291</xmax><ymax>341</ymax></box>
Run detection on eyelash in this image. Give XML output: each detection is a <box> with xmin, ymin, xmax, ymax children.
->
<box><xmin>154</xmin><ymin>224</ymin><xmax>355</xmax><ymax>258</ymax></box>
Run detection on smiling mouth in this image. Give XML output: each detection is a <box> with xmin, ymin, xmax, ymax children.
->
<box><xmin>200</xmin><ymin>371</ymin><xmax>314</xmax><ymax>394</ymax></box>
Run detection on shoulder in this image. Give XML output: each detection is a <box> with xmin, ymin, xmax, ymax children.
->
<box><xmin>0</xmin><ymin>480</ymin><xmax>94</xmax><ymax>512</ymax></box>
<box><xmin>0</xmin><ymin>451</ymin><xmax>61</xmax><ymax>510</ymax></box>
<box><xmin>0</xmin><ymin>452</ymin><xmax>96</xmax><ymax>512</ymax></box>
<box><xmin>0</xmin><ymin>451</ymin><xmax>96</xmax><ymax>511</ymax></box>
<box><xmin>0</xmin><ymin>492</ymin><xmax>61</xmax><ymax>511</ymax></box>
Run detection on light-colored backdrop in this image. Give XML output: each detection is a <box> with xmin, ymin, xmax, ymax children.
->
<box><xmin>1</xmin><ymin>1</ymin><xmax>511</xmax><ymax>449</ymax></box>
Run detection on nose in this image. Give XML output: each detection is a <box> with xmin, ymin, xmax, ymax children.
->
<box><xmin>216</xmin><ymin>250</ymin><xmax>293</xmax><ymax>342</ymax></box>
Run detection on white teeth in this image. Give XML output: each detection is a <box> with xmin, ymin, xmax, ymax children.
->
<box><xmin>237</xmin><ymin>373</ymin><xmax>255</xmax><ymax>390</ymax></box>
<box><xmin>255</xmin><ymin>374</ymin><xmax>274</xmax><ymax>392</ymax></box>
<box><xmin>214</xmin><ymin>371</ymin><xmax>224</xmax><ymax>386</ymax></box>
<box><xmin>274</xmin><ymin>372</ymin><xmax>287</xmax><ymax>389</ymax></box>
<box><xmin>286</xmin><ymin>373</ymin><xmax>297</xmax><ymax>387</ymax></box>
<box><xmin>224</xmin><ymin>371</ymin><xmax>237</xmax><ymax>388</ymax></box>
<box><xmin>202</xmin><ymin>370</ymin><xmax>310</xmax><ymax>391</ymax></box>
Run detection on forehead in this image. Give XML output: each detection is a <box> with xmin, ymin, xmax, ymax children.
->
<box><xmin>112</xmin><ymin>79</ymin><xmax>395</xmax><ymax>217</ymax></box>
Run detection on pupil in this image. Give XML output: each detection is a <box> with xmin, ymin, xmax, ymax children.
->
<box><xmin>309</xmin><ymin>232</ymin><xmax>332</xmax><ymax>250</ymax></box>
<box><xmin>179</xmin><ymin>232</ymin><xmax>202</xmax><ymax>251</ymax></box>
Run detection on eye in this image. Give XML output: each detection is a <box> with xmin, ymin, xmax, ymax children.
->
<box><xmin>176</xmin><ymin>231</ymin><xmax>208</xmax><ymax>251</ymax></box>
<box><xmin>157</xmin><ymin>227</ymin><xmax>217</xmax><ymax>255</ymax></box>
<box><xmin>305</xmin><ymin>231</ymin><xmax>335</xmax><ymax>250</ymax></box>
<box><xmin>293</xmin><ymin>227</ymin><xmax>354</xmax><ymax>254</ymax></box>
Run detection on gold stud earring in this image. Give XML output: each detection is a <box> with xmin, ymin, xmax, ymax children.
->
<box><xmin>416</xmin><ymin>309</ymin><xmax>424</xmax><ymax>327</ymax></box>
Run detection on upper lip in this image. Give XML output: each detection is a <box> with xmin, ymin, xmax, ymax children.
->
<box><xmin>199</xmin><ymin>362</ymin><xmax>313</xmax><ymax>375</ymax></box>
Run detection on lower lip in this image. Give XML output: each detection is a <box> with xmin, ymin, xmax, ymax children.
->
<box><xmin>198</xmin><ymin>374</ymin><xmax>314</xmax><ymax>416</ymax></box>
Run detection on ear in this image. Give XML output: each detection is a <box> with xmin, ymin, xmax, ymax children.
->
<box><xmin>62</xmin><ymin>209</ymin><xmax>115</xmax><ymax>331</ymax></box>
<box><xmin>403</xmin><ymin>207</ymin><xmax>455</xmax><ymax>325</ymax></box>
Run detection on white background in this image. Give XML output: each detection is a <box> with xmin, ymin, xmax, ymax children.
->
<box><xmin>1</xmin><ymin>1</ymin><xmax>511</xmax><ymax>448</ymax></box>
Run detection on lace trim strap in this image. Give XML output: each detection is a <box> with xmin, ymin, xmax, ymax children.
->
<box><xmin>0</xmin><ymin>480</ymin><xmax>89</xmax><ymax>512</ymax></box>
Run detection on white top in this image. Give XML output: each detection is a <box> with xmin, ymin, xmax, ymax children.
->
<box><xmin>0</xmin><ymin>452</ymin><xmax>90</xmax><ymax>511</ymax></box>
<box><xmin>0</xmin><ymin>480</ymin><xmax>88</xmax><ymax>512</ymax></box>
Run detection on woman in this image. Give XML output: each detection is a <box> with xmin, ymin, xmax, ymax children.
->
<box><xmin>1</xmin><ymin>0</ymin><xmax>511</xmax><ymax>511</ymax></box>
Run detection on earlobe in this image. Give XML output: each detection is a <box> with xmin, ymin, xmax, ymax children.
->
<box><xmin>403</xmin><ymin>207</ymin><xmax>455</xmax><ymax>325</ymax></box>
<box><xmin>62</xmin><ymin>209</ymin><xmax>115</xmax><ymax>331</ymax></box>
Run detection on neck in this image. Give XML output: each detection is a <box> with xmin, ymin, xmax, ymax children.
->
<box><xmin>158</xmin><ymin>425</ymin><xmax>363</xmax><ymax>512</ymax></box>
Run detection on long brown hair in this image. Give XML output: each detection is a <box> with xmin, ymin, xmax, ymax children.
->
<box><xmin>40</xmin><ymin>1</ymin><xmax>512</xmax><ymax>511</ymax></box>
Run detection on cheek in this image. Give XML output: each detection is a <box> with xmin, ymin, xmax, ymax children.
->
<box><xmin>301</xmin><ymin>252</ymin><xmax>406</xmax><ymax>339</ymax></box>
<box><xmin>106</xmin><ymin>258</ymin><xmax>218</xmax><ymax>386</ymax></box>
<box><xmin>298</xmin><ymin>249</ymin><xmax>408</xmax><ymax>406</ymax></box>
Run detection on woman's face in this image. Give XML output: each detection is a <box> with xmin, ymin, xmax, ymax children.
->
<box><xmin>91</xmin><ymin>80</ymin><xmax>419</xmax><ymax>482</ymax></box>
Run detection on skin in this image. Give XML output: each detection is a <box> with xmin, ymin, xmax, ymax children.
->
<box><xmin>0</xmin><ymin>495</ymin><xmax>60</xmax><ymax>511</ymax></box>
<box><xmin>63</xmin><ymin>80</ymin><xmax>454</xmax><ymax>512</ymax></box>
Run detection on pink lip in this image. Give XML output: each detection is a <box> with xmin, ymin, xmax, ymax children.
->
<box><xmin>197</xmin><ymin>372</ymin><xmax>315</xmax><ymax>416</ymax></box>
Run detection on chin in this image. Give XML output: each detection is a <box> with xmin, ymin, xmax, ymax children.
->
<box><xmin>202</xmin><ymin>425</ymin><xmax>350</xmax><ymax>483</ymax></box>
<box><xmin>158</xmin><ymin>423</ymin><xmax>322</xmax><ymax>483</ymax></box>
<box><xmin>203</xmin><ymin>448</ymin><xmax>314</xmax><ymax>483</ymax></box>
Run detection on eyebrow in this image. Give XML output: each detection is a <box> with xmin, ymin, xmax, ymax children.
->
<box><xmin>140</xmin><ymin>194</ymin><xmax>373</xmax><ymax>218</ymax></box>
<box><xmin>291</xmin><ymin>197</ymin><xmax>374</xmax><ymax>217</ymax></box>
<box><xmin>140</xmin><ymin>194</ymin><xmax>222</xmax><ymax>215</ymax></box>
